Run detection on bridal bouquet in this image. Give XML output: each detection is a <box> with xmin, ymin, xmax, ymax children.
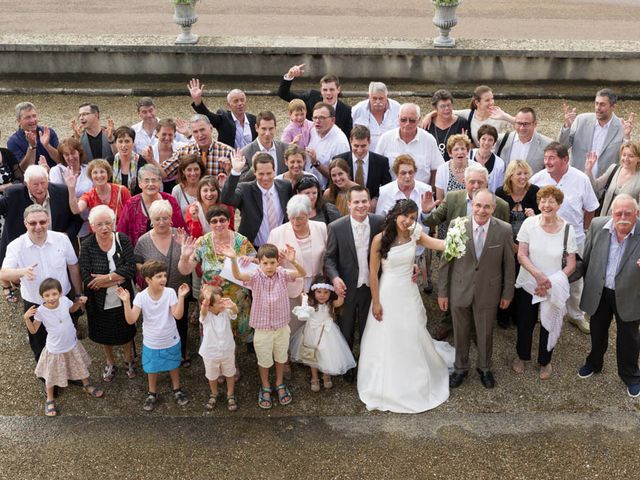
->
<box><xmin>443</xmin><ymin>217</ymin><xmax>469</xmax><ymax>261</ymax></box>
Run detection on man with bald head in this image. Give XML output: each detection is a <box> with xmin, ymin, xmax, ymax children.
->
<box><xmin>188</xmin><ymin>79</ymin><xmax>257</xmax><ymax>148</ymax></box>
<box><xmin>578</xmin><ymin>194</ymin><xmax>640</xmax><ymax>397</ymax></box>
<box><xmin>376</xmin><ymin>103</ymin><xmax>444</xmax><ymax>191</ymax></box>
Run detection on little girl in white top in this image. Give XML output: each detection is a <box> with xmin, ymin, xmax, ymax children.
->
<box><xmin>24</xmin><ymin>278</ymin><xmax>104</xmax><ymax>417</ymax></box>
<box><xmin>290</xmin><ymin>275</ymin><xmax>356</xmax><ymax>392</ymax></box>
<box><xmin>199</xmin><ymin>284</ymin><xmax>239</xmax><ymax>412</ymax></box>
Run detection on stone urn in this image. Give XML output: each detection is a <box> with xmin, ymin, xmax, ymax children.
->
<box><xmin>432</xmin><ymin>0</ymin><xmax>461</xmax><ymax>48</ymax></box>
<box><xmin>173</xmin><ymin>0</ymin><xmax>199</xmax><ymax>44</ymax></box>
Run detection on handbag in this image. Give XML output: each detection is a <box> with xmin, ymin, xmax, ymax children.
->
<box><xmin>561</xmin><ymin>224</ymin><xmax>584</xmax><ymax>283</ymax></box>
<box><xmin>298</xmin><ymin>324</ymin><xmax>325</xmax><ymax>363</ymax></box>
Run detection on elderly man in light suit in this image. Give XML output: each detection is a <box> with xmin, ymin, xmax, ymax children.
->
<box><xmin>559</xmin><ymin>88</ymin><xmax>634</xmax><ymax>180</ymax></box>
<box><xmin>438</xmin><ymin>189</ymin><xmax>515</xmax><ymax>390</ymax></box>
<box><xmin>497</xmin><ymin>107</ymin><xmax>552</xmax><ymax>174</ymax></box>
<box><xmin>578</xmin><ymin>194</ymin><xmax>640</xmax><ymax>398</ymax></box>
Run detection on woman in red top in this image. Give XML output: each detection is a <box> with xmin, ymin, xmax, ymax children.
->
<box><xmin>185</xmin><ymin>175</ymin><xmax>234</xmax><ymax>238</ymax></box>
<box><xmin>66</xmin><ymin>158</ymin><xmax>131</xmax><ymax>225</ymax></box>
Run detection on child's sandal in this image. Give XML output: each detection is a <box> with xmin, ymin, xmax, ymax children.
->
<box><xmin>323</xmin><ymin>375</ymin><xmax>333</xmax><ymax>390</ymax></box>
<box><xmin>257</xmin><ymin>387</ymin><xmax>272</xmax><ymax>410</ymax></box>
<box><xmin>3</xmin><ymin>285</ymin><xmax>19</xmax><ymax>304</ymax></box>
<box><xmin>205</xmin><ymin>394</ymin><xmax>217</xmax><ymax>411</ymax></box>
<box><xmin>276</xmin><ymin>384</ymin><xmax>292</xmax><ymax>406</ymax></box>
<box><xmin>227</xmin><ymin>395</ymin><xmax>238</xmax><ymax>412</ymax></box>
<box><xmin>84</xmin><ymin>384</ymin><xmax>104</xmax><ymax>398</ymax></box>
<box><xmin>310</xmin><ymin>379</ymin><xmax>321</xmax><ymax>393</ymax></box>
<box><xmin>44</xmin><ymin>400</ymin><xmax>57</xmax><ymax>417</ymax></box>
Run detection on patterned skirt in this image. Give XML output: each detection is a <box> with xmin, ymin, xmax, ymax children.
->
<box><xmin>34</xmin><ymin>342</ymin><xmax>91</xmax><ymax>387</ymax></box>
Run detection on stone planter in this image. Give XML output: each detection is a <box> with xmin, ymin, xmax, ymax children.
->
<box><xmin>173</xmin><ymin>0</ymin><xmax>199</xmax><ymax>44</ymax></box>
<box><xmin>432</xmin><ymin>1</ymin><xmax>461</xmax><ymax>48</ymax></box>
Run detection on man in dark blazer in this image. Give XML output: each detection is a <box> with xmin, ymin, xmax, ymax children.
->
<box><xmin>240</xmin><ymin>111</ymin><xmax>288</xmax><ymax>181</ymax></box>
<box><xmin>0</xmin><ymin>165</ymin><xmax>81</xmax><ymax>265</ymax></box>
<box><xmin>277</xmin><ymin>64</ymin><xmax>352</xmax><ymax>138</ymax></box>
<box><xmin>188</xmin><ymin>78</ymin><xmax>257</xmax><ymax>149</ymax></box>
<box><xmin>221</xmin><ymin>152</ymin><xmax>291</xmax><ymax>247</ymax></box>
<box><xmin>578</xmin><ymin>194</ymin><xmax>640</xmax><ymax>397</ymax></box>
<box><xmin>335</xmin><ymin>125</ymin><xmax>391</xmax><ymax>211</ymax></box>
<box><xmin>325</xmin><ymin>185</ymin><xmax>384</xmax><ymax>382</ymax></box>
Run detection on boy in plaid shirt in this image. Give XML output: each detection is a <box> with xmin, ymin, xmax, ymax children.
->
<box><xmin>220</xmin><ymin>243</ymin><xmax>305</xmax><ymax>410</ymax></box>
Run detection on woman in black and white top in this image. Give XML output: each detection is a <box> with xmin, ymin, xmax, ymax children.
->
<box><xmin>170</xmin><ymin>153</ymin><xmax>205</xmax><ymax>219</ymax></box>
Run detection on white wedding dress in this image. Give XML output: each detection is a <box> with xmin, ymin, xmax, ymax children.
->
<box><xmin>357</xmin><ymin>228</ymin><xmax>455</xmax><ymax>413</ymax></box>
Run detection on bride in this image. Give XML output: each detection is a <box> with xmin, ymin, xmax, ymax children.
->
<box><xmin>357</xmin><ymin>199</ymin><xmax>455</xmax><ymax>413</ymax></box>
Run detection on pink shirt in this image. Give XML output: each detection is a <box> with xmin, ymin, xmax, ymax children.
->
<box><xmin>281</xmin><ymin>120</ymin><xmax>314</xmax><ymax>149</ymax></box>
<box><xmin>245</xmin><ymin>267</ymin><xmax>296</xmax><ymax>330</ymax></box>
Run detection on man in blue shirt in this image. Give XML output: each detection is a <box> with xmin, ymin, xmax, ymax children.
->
<box><xmin>7</xmin><ymin>102</ymin><xmax>60</xmax><ymax>172</ymax></box>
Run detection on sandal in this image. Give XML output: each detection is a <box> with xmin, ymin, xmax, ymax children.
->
<box><xmin>173</xmin><ymin>389</ymin><xmax>190</xmax><ymax>406</ymax></box>
<box><xmin>125</xmin><ymin>362</ymin><xmax>137</xmax><ymax>379</ymax></box>
<box><xmin>102</xmin><ymin>364</ymin><xmax>117</xmax><ymax>382</ymax></box>
<box><xmin>3</xmin><ymin>285</ymin><xmax>18</xmax><ymax>304</ymax></box>
<box><xmin>257</xmin><ymin>386</ymin><xmax>272</xmax><ymax>410</ymax></box>
<box><xmin>276</xmin><ymin>383</ymin><xmax>292</xmax><ymax>406</ymax></box>
<box><xmin>227</xmin><ymin>395</ymin><xmax>238</xmax><ymax>412</ymax></box>
<box><xmin>143</xmin><ymin>392</ymin><xmax>158</xmax><ymax>412</ymax></box>
<box><xmin>44</xmin><ymin>400</ymin><xmax>57</xmax><ymax>417</ymax></box>
<box><xmin>310</xmin><ymin>379</ymin><xmax>321</xmax><ymax>393</ymax></box>
<box><xmin>205</xmin><ymin>394</ymin><xmax>217</xmax><ymax>411</ymax></box>
<box><xmin>84</xmin><ymin>384</ymin><xmax>104</xmax><ymax>398</ymax></box>
<box><xmin>323</xmin><ymin>375</ymin><xmax>333</xmax><ymax>390</ymax></box>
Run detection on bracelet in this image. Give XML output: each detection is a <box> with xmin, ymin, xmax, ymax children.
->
<box><xmin>29</xmin><ymin>145</ymin><xmax>36</xmax><ymax>150</ymax></box>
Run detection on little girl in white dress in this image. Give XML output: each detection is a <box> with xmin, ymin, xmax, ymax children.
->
<box><xmin>290</xmin><ymin>275</ymin><xmax>356</xmax><ymax>392</ymax></box>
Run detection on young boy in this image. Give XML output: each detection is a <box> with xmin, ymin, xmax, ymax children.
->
<box><xmin>199</xmin><ymin>284</ymin><xmax>239</xmax><ymax>412</ymax></box>
<box><xmin>281</xmin><ymin>99</ymin><xmax>313</xmax><ymax>149</ymax></box>
<box><xmin>219</xmin><ymin>243</ymin><xmax>306</xmax><ymax>410</ymax></box>
<box><xmin>116</xmin><ymin>260</ymin><xmax>190</xmax><ymax>412</ymax></box>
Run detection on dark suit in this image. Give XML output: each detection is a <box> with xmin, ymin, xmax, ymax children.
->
<box><xmin>580</xmin><ymin>217</ymin><xmax>640</xmax><ymax>387</ymax></box>
<box><xmin>325</xmin><ymin>214</ymin><xmax>384</xmax><ymax>349</ymax></box>
<box><xmin>335</xmin><ymin>151</ymin><xmax>391</xmax><ymax>199</ymax></box>
<box><xmin>220</xmin><ymin>173</ymin><xmax>292</xmax><ymax>246</ymax></box>
<box><xmin>0</xmin><ymin>183</ymin><xmax>82</xmax><ymax>264</ymax></box>
<box><xmin>192</xmin><ymin>102</ymin><xmax>257</xmax><ymax>148</ymax></box>
<box><xmin>277</xmin><ymin>78</ymin><xmax>352</xmax><ymax>138</ymax></box>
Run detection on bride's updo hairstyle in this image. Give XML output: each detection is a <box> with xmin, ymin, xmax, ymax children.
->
<box><xmin>379</xmin><ymin>199</ymin><xmax>419</xmax><ymax>260</ymax></box>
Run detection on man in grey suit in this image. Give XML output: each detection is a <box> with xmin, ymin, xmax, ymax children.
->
<box><xmin>240</xmin><ymin>111</ymin><xmax>288</xmax><ymax>180</ymax></box>
<box><xmin>325</xmin><ymin>185</ymin><xmax>384</xmax><ymax>382</ymax></box>
<box><xmin>578</xmin><ymin>194</ymin><xmax>640</xmax><ymax>398</ymax></box>
<box><xmin>438</xmin><ymin>189</ymin><xmax>515</xmax><ymax>389</ymax></box>
<box><xmin>497</xmin><ymin>107</ymin><xmax>552</xmax><ymax>174</ymax></box>
<box><xmin>558</xmin><ymin>88</ymin><xmax>634</xmax><ymax>178</ymax></box>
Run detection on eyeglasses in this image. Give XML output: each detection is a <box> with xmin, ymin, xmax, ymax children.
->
<box><xmin>94</xmin><ymin>221</ymin><xmax>113</xmax><ymax>229</ymax></box>
<box><xmin>140</xmin><ymin>178</ymin><xmax>161</xmax><ymax>185</ymax></box>
<box><xmin>312</xmin><ymin>115</ymin><xmax>331</xmax><ymax>121</ymax></box>
<box><xmin>399</xmin><ymin>117</ymin><xmax>418</xmax><ymax>124</ymax></box>
<box><xmin>515</xmin><ymin>122</ymin><xmax>533</xmax><ymax>127</ymax></box>
<box><xmin>397</xmin><ymin>170</ymin><xmax>415</xmax><ymax>176</ymax></box>
<box><xmin>209</xmin><ymin>217</ymin><xmax>229</xmax><ymax>225</ymax></box>
<box><xmin>26</xmin><ymin>220</ymin><xmax>48</xmax><ymax>227</ymax></box>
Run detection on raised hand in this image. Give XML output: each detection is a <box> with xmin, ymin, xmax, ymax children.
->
<box><xmin>282</xmin><ymin>244</ymin><xmax>297</xmax><ymax>263</ymax></box>
<box><xmin>39</xmin><ymin>126</ymin><xmax>51</xmax><ymax>147</ymax></box>
<box><xmin>489</xmin><ymin>105</ymin><xmax>508</xmax><ymax>120</ymax></box>
<box><xmin>585</xmin><ymin>151</ymin><xmax>598</xmax><ymax>173</ymax></box>
<box><xmin>21</xmin><ymin>263</ymin><xmax>38</xmax><ymax>281</ymax></box>
<box><xmin>216</xmin><ymin>243</ymin><xmax>236</xmax><ymax>259</ymax></box>
<box><xmin>217</xmin><ymin>171</ymin><xmax>228</xmax><ymax>188</ymax></box>
<box><xmin>292</xmin><ymin>133</ymin><xmax>302</xmax><ymax>145</ymax></box>
<box><xmin>178</xmin><ymin>283</ymin><xmax>190</xmax><ymax>297</ymax></box>
<box><xmin>114</xmin><ymin>287</ymin><xmax>130</xmax><ymax>302</ymax></box>
<box><xmin>180</xmin><ymin>234</ymin><xmax>197</xmax><ymax>257</ymax></box>
<box><xmin>63</xmin><ymin>166</ymin><xmax>78</xmax><ymax>189</ymax></box>
<box><xmin>38</xmin><ymin>155</ymin><xmax>50</xmax><ymax>172</ymax></box>
<box><xmin>25</xmin><ymin>130</ymin><xmax>37</xmax><ymax>149</ymax></box>
<box><xmin>421</xmin><ymin>190</ymin><xmax>437</xmax><ymax>213</ymax></box>
<box><xmin>286</xmin><ymin>64</ymin><xmax>305</xmax><ymax>79</ymax></box>
<box><xmin>142</xmin><ymin>145</ymin><xmax>155</xmax><ymax>163</ymax></box>
<box><xmin>71</xmin><ymin>119</ymin><xmax>82</xmax><ymax>138</ymax></box>
<box><xmin>562</xmin><ymin>102</ymin><xmax>577</xmax><ymax>128</ymax></box>
<box><xmin>238</xmin><ymin>255</ymin><xmax>255</xmax><ymax>267</ymax></box>
<box><xmin>175</xmin><ymin>117</ymin><xmax>191</xmax><ymax>137</ymax></box>
<box><xmin>623</xmin><ymin>112</ymin><xmax>636</xmax><ymax>139</ymax></box>
<box><xmin>106</xmin><ymin>117</ymin><xmax>115</xmax><ymax>141</ymax></box>
<box><xmin>188</xmin><ymin>78</ymin><xmax>204</xmax><ymax>105</ymax></box>
<box><xmin>230</xmin><ymin>148</ymin><xmax>246</xmax><ymax>173</ymax></box>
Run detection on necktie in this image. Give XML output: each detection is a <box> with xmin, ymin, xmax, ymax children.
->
<box><xmin>474</xmin><ymin>226</ymin><xmax>485</xmax><ymax>260</ymax></box>
<box><xmin>265</xmin><ymin>191</ymin><xmax>279</xmax><ymax>231</ymax></box>
<box><xmin>201</xmin><ymin>150</ymin><xmax>208</xmax><ymax>173</ymax></box>
<box><xmin>355</xmin><ymin>159</ymin><xmax>365</xmax><ymax>186</ymax></box>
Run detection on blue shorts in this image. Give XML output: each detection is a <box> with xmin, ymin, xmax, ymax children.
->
<box><xmin>142</xmin><ymin>342</ymin><xmax>182</xmax><ymax>373</ymax></box>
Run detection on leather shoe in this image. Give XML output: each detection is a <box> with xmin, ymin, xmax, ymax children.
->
<box><xmin>343</xmin><ymin>368</ymin><xmax>356</xmax><ymax>384</ymax></box>
<box><xmin>434</xmin><ymin>326</ymin><xmax>451</xmax><ymax>341</ymax></box>
<box><xmin>477</xmin><ymin>369</ymin><xmax>495</xmax><ymax>389</ymax></box>
<box><xmin>449</xmin><ymin>371</ymin><xmax>467</xmax><ymax>388</ymax></box>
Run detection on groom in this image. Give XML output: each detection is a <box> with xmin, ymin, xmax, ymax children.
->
<box><xmin>438</xmin><ymin>189</ymin><xmax>515</xmax><ymax>389</ymax></box>
<box><xmin>325</xmin><ymin>185</ymin><xmax>385</xmax><ymax>382</ymax></box>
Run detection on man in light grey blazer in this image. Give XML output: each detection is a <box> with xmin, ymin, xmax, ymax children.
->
<box><xmin>578</xmin><ymin>194</ymin><xmax>640</xmax><ymax>397</ymax></box>
<box><xmin>558</xmin><ymin>88</ymin><xmax>634</xmax><ymax>178</ymax></box>
<box><xmin>497</xmin><ymin>107</ymin><xmax>552</xmax><ymax>174</ymax></box>
<box><xmin>439</xmin><ymin>189</ymin><xmax>515</xmax><ymax>390</ymax></box>
<box><xmin>240</xmin><ymin>111</ymin><xmax>288</xmax><ymax>181</ymax></box>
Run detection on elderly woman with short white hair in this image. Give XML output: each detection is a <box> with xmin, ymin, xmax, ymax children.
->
<box><xmin>268</xmin><ymin>194</ymin><xmax>328</xmax><ymax>335</ymax></box>
<box><xmin>134</xmin><ymin>199</ymin><xmax>193</xmax><ymax>367</ymax></box>
<box><xmin>80</xmin><ymin>205</ymin><xmax>137</xmax><ymax>382</ymax></box>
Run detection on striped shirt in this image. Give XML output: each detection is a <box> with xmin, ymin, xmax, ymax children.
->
<box><xmin>245</xmin><ymin>267</ymin><xmax>296</xmax><ymax>330</ymax></box>
<box><xmin>161</xmin><ymin>141</ymin><xmax>235</xmax><ymax>178</ymax></box>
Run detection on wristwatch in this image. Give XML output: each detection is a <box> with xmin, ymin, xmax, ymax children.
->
<box><xmin>28</xmin><ymin>144</ymin><xmax>36</xmax><ymax>150</ymax></box>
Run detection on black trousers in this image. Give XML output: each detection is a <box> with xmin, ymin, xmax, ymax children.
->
<box><xmin>586</xmin><ymin>288</ymin><xmax>640</xmax><ymax>387</ymax></box>
<box><xmin>514</xmin><ymin>288</ymin><xmax>553</xmax><ymax>366</ymax></box>
<box><xmin>337</xmin><ymin>285</ymin><xmax>371</xmax><ymax>351</ymax></box>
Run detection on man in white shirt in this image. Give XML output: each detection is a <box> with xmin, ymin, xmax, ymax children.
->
<box><xmin>351</xmin><ymin>82</ymin><xmax>401</xmax><ymax>151</ymax></box>
<box><xmin>0</xmin><ymin>205</ymin><xmax>82</xmax><ymax>364</ymax></box>
<box><xmin>531</xmin><ymin>142</ymin><xmax>600</xmax><ymax>334</ymax></box>
<box><xmin>559</xmin><ymin>88</ymin><xmax>634</xmax><ymax>179</ymax></box>
<box><xmin>306</xmin><ymin>103</ymin><xmax>350</xmax><ymax>189</ymax></box>
<box><xmin>496</xmin><ymin>107</ymin><xmax>552</xmax><ymax>174</ymax></box>
<box><xmin>376</xmin><ymin>103</ymin><xmax>444</xmax><ymax>191</ymax></box>
<box><xmin>131</xmin><ymin>97</ymin><xmax>188</xmax><ymax>154</ymax></box>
